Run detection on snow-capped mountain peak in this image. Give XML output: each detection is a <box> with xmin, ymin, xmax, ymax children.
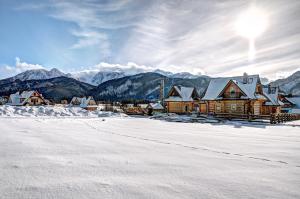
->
<box><xmin>170</xmin><ymin>72</ymin><xmax>200</xmax><ymax>79</ymax></box>
<box><xmin>12</xmin><ymin>68</ymin><xmax>66</xmax><ymax>81</ymax></box>
<box><xmin>7</xmin><ymin>66</ymin><xmax>204</xmax><ymax>86</ymax></box>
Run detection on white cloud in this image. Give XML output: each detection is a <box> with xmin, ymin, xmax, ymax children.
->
<box><xmin>14</xmin><ymin>57</ymin><xmax>44</xmax><ymax>71</ymax></box>
<box><xmin>13</xmin><ymin>0</ymin><xmax>300</xmax><ymax>79</ymax></box>
<box><xmin>0</xmin><ymin>57</ymin><xmax>45</xmax><ymax>79</ymax></box>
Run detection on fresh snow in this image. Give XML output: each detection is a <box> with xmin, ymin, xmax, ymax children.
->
<box><xmin>0</xmin><ymin>112</ymin><xmax>299</xmax><ymax>198</ymax></box>
<box><xmin>0</xmin><ymin>105</ymin><xmax>124</xmax><ymax>118</ymax></box>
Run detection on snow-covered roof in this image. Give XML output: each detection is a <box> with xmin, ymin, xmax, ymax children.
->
<box><xmin>165</xmin><ymin>86</ymin><xmax>198</xmax><ymax>102</ymax></box>
<box><xmin>70</xmin><ymin>96</ymin><xmax>96</xmax><ymax>107</ymax></box>
<box><xmin>70</xmin><ymin>97</ymin><xmax>82</xmax><ymax>103</ymax></box>
<box><xmin>80</xmin><ymin>96</ymin><xmax>96</xmax><ymax>108</ymax></box>
<box><xmin>0</xmin><ymin>97</ymin><xmax>7</xmax><ymax>103</ymax></box>
<box><xmin>262</xmin><ymin>87</ymin><xmax>283</xmax><ymax>106</ymax></box>
<box><xmin>148</xmin><ymin>103</ymin><xmax>164</xmax><ymax>110</ymax></box>
<box><xmin>138</xmin><ymin>104</ymin><xmax>148</xmax><ymax>108</ymax></box>
<box><xmin>290</xmin><ymin>108</ymin><xmax>300</xmax><ymax>114</ymax></box>
<box><xmin>285</xmin><ymin>97</ymin><xmax>300</xmax><ymax>108</ymax></box>
<box><xmin>202</xmin><ymin>74</ymin><xmax>260</xmax><ymax>100</ymax></box>
<box><xmin>21</xmin><ymin>91</ymin><xmax>35</xmax><ymax>99</ymax></box>
<box><xmin>8</xmin><ymin>91</ymin><xmax>40</xmax><ymax>106</ymax></box>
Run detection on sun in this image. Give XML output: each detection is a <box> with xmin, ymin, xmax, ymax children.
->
<box><xmin>235</xmin><ymin>7</ymin><xmax>268</xmax><ymax>61</ymax></box>
<box><xmin>235</xmin><ymin>7</ymin><xmax>268</xmax><ymax>39</ymax></box>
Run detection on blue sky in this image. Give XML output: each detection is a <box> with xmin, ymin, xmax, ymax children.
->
<box><xmin>0</xmin><ymin>0</ymin><xmax>300</xmax><ymax>80</ymax></box>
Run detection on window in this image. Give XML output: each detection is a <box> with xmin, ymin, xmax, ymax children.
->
<box><xmin>216</xmin><ymin>103</ymin><xmax>221</xmax><ymax>112</ymax></box>
<box><xmin>31</xmin><ymin>98</ymin><xmax>38</xmax><ymax>105</ymax></box>
<box><xmin>229</xmin><ymin>86</ymin><xmax>235</xmax><ymax>97</ymax></box>
<box><xmin>231</xmin><ymin>104</ymin><xmax>237</xmax><ymax>111</ymax></box>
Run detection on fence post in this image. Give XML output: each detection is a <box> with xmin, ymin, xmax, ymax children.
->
<box><xmin>270</xmin><ymin>113</ymin><xmax>275</xmax><ymax>124</ymax></box>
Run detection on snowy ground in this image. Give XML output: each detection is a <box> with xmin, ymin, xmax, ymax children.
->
<box><xmin>0</xmin><ymin>113</ymin><xmax>300</xmax><ymax>198</ymax></box>
<box><xmin>0</xmin><ymin>105</ymin><xmax>125</xmax><ymax>118</ymax></box>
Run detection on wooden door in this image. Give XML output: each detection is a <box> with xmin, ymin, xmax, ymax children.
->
<box><xmin>253</xmin><ymin>101</ymin><xmax>260</xmax><ymax>115</ymax></box>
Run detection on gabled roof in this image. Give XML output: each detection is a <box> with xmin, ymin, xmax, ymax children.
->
<box><xmin>70</xmin><ymin>97</ymin><xmax>82</xmax><ymax>103</ymax></box>
<box><xmin>80</xmin><ymin>96</ymin><xmax>96</xmax><ymax>108</ymax></box>
<box><xmin>148</xmin><ymin>103</ymin><xmax>164</xmax><ymax>110</ymax></box>
<box><xmin>165</xmin><ymin>86</ymin><xmax>198</xmax><ymax>102</ymax></box>
<box><xmin>262</xmin><ymin>87</ymin><xmax>283</xmax><ymax>106</ymax></box>
<box><xmin>202</xmin><ymin>75</ymin><xmax>260</xmax><ymax>100</ymax></box>
<box><xmin>8</xmin><ymin>91</ymin><xmax>43</xmax><ymax>106</ymax></box>
<box><xmin>285</xmin><ymin>97</ymin><xmax>300</xmax><ymax>108</ymax></box>
<box><xmin>217</xmin><ymin>80</ymin><xmax>248</xmax><ymax>98</ymax></box>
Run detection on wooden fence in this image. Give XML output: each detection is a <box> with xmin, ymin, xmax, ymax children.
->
<box><xmin>270</xmin><ymin>113</ymin><xmax>300</xmax><ymax>124</ymax></box>
<box><xmin>211</xmin><ymin>113</ymin><xmax>300</xmax><ymax>124</ymax></box>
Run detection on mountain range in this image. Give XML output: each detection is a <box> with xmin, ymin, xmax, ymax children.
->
<box><xmin>270</xmin><ymin>71</ymin><xmax>300</xmax><ymax>96</ymax></box>
<box><xmin>0</xmin><ymin>76</ymin><xmax>95</xmax><ymax>102</ymax></box>
<box><xmin>90</xmin><ymin>72</ymin><xmax>210</xmax><ymax>101</ymax></box>
<box><xmin>3</xmin><ymin>67</ymin><xmax>202</xmax><ymax>86</ymax></box>
<box><xmin>0</xmin><ymin>68</ymin><xmax>299</xmax><ymax>102</ymax></box>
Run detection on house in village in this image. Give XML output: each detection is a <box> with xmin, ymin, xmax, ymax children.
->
<box><xmin>262</xmin><ymin>86</ymin><xmax>284</xmax><ymax>114</ymax></box>
<box><xmin>146</xmin><ymin>102</ymin><xmax>164</xmax><ymax>115</ymax></box>
<box><xmin>70</xmin><ymin>97</ymin><xmax>82</xmax><ymax>106</ymax></box>
<box><xmin>70</xmin><ymin>96</ymin><xmax>97</xmax><ymax>111</ymax></box>
<box><xmin>201</xmin><ymin>73</ymin><xmax>283</xmax><ymax>116</ymax></box>
<box><xmin>281</xmin><ymin>97</ymin><xmax>300</xmax><ymax>114</ymax></box>
<box><xmin>7</xmin><ymin>91</ymin><xmax>47</xmax><ymax>106</ymax></box>
<box><xmin>0</xmin><ymin>96</ymin><xmax>8</xmax><ymax>105</ymax></box>
<box><xmin>164</xmin><ymin>86</ymin><xmax>200</xmax><ymax>114</ymax></box>
<box><xmin>60</xmin><ymin>99</ymin><xmax>68</xmax><ymax>105</ymax></box>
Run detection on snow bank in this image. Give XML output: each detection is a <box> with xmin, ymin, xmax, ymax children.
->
<box><xmin>0</xmin><ymin>105</ymin><xmax>125</xmax><ymax>118</ymax></box>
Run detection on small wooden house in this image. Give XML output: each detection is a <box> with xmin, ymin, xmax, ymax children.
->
<box><xmin>70</xmin><ymin>97</ymin><xmax>82</xmax><ymax>106</ymax></box>
<box><xmin>80</xmin><ymin>96</ymin><xmax>97</xmax><ymax>111</ymax></box>
<box><xmin>60</xmin><ymin>99</ymin><xmax>68</xmax><ymax>105</ymax></box>
<box><xmin>201</xmin><ymin>74</ymin><xmax>283</xmax><ymax>116</ymax></box>
<box><xmin>146</xmin><ymin>102</ymin><xmax>164</xmax><ymax>115</ymax></box>
<box><xmin>165</xmin><ymin>86</ymin><xmax>200</xmax><ymax>114</ymax></box>
<box><xmin>138</xmin><ymin>104</ymin><xmax>149</xmax><ymax>109</ymax></box>
<box><xmin>261</xmin><ymin>86</ymin><xmax>284</xmax><ymax>115</ymax></box>
<box><xmin>7</xmin><ymin>91</ymin><xmax>47</xmax><ymax>106</ymax></box>
<box><xmin>70</xmin><ymin>96</ymin><xmax>97</xmax><ymax>111</ymax></box>
<box><xmin>283</xmin><ymin>97</ymin><xmax>300</xmax><ymax>114</ymax></box>
<box><xmin>0</xmin><ymin>96</ymin><xmax>8</xmax><ymax>105</ymax></box>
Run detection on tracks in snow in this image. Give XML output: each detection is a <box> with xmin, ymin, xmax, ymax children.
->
<box><xmin>83</xmin><ymin>121</ymin><xmax>297</xmax><ymax>168</ymax></box>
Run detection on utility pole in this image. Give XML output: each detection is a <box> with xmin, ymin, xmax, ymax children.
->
<box><xmin>160</xmin><ymin>78</ymin><xmax>165</xmax><ymax>104</ymax></box>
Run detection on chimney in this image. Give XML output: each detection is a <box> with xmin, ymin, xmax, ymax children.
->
<box><xmin>243</xmin><ymin>72</ymin><xmax>248</xmax><ymax>84</ymax></box>
<box><xmin>268</xmin><ymin>84</ymin><xmax>271</xmax><ymax>94</ymax></box>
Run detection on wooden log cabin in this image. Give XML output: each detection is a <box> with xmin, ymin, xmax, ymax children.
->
<box><xmin>7</xmin><ymin>91</ymin><xmax>47</xmax><ymax>106</ymax></box>
<box><xmin>201</xmin><ymin>73</ymin><xmax>283</xmax><ymax>116</ymax></box>
<box><xmin>70</xmin><ymin>96</ymin><xmax>97</xmax><ymax>111</ymax></box>
<box><xmin>164</xmin><ymin>86</ymin><xmax>200</xmax><ymax>114</ymax></box>
<box><xmin>261</xmin><ymin>86</ymin><xmax>284</xmax><ymax>115</ymax></box>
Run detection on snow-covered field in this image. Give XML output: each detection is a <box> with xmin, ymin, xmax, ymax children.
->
<box><xmin>0</xmin><ymin>109</ymin><xmax>300</xmax><ymax>198</ymax></box>
<box><xmin>0</xmin><ymin>105</ymin><xmax>124</xmax><ymax>118</ymax></box>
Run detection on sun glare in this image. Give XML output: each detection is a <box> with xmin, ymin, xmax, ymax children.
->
<box><xmin>235</xmin><ymin>7</ymin><xmax>268</xmax><ymax>61</ymax></box>
<box><xmin>235</xmin><ymin>7</ymin><xmax>268</xmax><ymax>39</ymax></box>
